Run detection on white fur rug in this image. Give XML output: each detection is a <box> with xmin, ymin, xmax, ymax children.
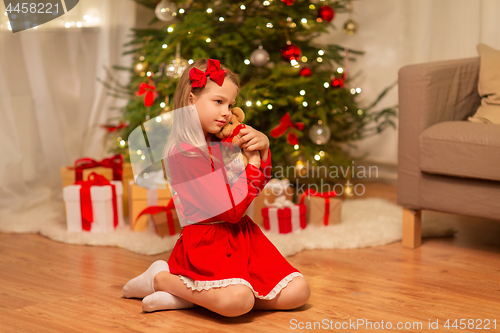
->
<box><xmin>0</xmin><ymin>198</ymin><xmax>456</xmax><ymax>257</ymax></box>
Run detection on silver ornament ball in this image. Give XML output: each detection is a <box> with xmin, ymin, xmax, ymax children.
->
<box><xmin>309</xmin><ymin>124</ymin><xmax>331</xmax><ymax>145</ymax></box>
<box><xmin>250</xmin><ymin>47</ymin><xmax>270</xmax><ymax>67</ymax></box>
<box><xmin>155</xmin><ymin>0</ymin><xmax>177</xmax><ymax>23</ymax></box>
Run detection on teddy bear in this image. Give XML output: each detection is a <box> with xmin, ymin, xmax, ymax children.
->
<box><xmin>215</xmin><ymin>107</ymin><xmax>253</xmax><ymax>185</ymax></box>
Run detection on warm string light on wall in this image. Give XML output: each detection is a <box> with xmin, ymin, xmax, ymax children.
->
<box><xmin>64</xmin><ymin>13</ymin><xmax>100</xmax><ymax>29</ymax></box>
<box><xmin>1</xmin><ymin>10</ymin><xmax>100</xmax><ymax>30</ymax></box>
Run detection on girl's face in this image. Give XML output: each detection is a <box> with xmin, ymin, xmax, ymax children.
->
<box><xmin>189</xmin><ymin>78</ymin><xmax>237</xmax><ymax>140</ymax></box>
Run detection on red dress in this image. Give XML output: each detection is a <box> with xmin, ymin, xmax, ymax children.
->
<box><xmin>166</xmin><ymin>139</ymin><xmax>302</xmax><ymax>300</ymax></box>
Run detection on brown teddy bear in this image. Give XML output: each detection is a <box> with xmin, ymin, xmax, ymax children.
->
<box><xmin>215</xmin><ymin>107</ymin><xmax>254</xmax><ymax>185</ymax></box>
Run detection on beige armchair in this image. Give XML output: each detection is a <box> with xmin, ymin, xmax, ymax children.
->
<box><xmin>397</xmin><ymin>57</ymin><xmax>500</xmax><ymax>248</ymax></box>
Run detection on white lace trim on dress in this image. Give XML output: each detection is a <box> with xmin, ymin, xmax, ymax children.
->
<box><xmin>178</xmin><ymin>272</ymin><xmax>303</xmax><ymax>300</ymax></box>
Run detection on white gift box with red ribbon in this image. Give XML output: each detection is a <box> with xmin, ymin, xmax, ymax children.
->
<box><xmin>63</xmin><ymin>180</ymin><xmax>124</xmax><ymax>233</ymax></box>
<box><xmin>261</xmin><ymin>196</ymin><xmax>307</xmax><ymax>234</ymax></box>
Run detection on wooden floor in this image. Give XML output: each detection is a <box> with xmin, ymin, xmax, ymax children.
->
<box><xmin>1</xmin><ymin>181</ymin><xmax>499</xmax><ymax>332</ymax></box>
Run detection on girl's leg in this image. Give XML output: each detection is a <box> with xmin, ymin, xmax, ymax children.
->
<box><xmin>154</xmin><ymin>271</ymin><xmax>255</xmax><ymax>317</ymax></box>
<box><xmin>252</xmin><ymin>276</ymin><xmax>310</xmax><ymax>311</ymax></box>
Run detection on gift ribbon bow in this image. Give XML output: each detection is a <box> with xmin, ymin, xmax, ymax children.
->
<box><xmin>299</xmin><ymin>189</ymin><xmax>337</xmax><ymax>226</ymax></box>
<box><xmin>101</xmin><ymin>121</ymin><xmax>127</xmax><ymax>133</ymax></box>
<box><xmin>136</xmin><ymin>198</ymin><xmax>177</xmax><ymax>236</ymax></box>
<box><xmin>135</xmin><ymin>80</ymin><xmax>158</xmax><ymax>107</ymax></box>
<box><xmin>264</xmin><ymin>195</ymin><xmax>295</xmax><ymax>209</ymax></box>
<box><xmin>189</xmin><ymin>59</ymin><xmax>227</xmax><ymax>90</ymax></box>
<box><xmin>72</xmin><ymin>154</ymin><xmax>123</xmax><ymax>181</ymax></box>
<box><xmin>270</xmin><ymin>113</ymin><xmax>305</xmax><ymax>146</ymax></box>
<box><xmin>75</xmin><ymin>172</ymin><xmax>118</xmax><ymax>231</ymax></box>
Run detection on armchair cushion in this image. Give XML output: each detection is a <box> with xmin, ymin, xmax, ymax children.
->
<box><xmin>420</xmin><ymin>121</ymin><xmax>500</xmax><ymax>182</ymax></box>
<box><xmin>468</xmin><ymin>44</ymin><xmax>500</xmax><ymax>124</ymax></box>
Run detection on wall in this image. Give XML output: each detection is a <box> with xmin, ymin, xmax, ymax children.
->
<box><xmin>316</xmin><ymin>0</ymin><xmax>500</xmax><ymax>167</ymax></box>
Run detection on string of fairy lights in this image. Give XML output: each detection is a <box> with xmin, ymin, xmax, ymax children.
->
<box><xmin>136</xmin><ymin>0</ymin><xmax>362</xmax><ymax>119</ymax></box>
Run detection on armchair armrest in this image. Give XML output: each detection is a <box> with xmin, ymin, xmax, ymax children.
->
<box><xmin>397</xmin><ymin>57</ymin><xmax>481</xmax><ymax>209</ymax></box>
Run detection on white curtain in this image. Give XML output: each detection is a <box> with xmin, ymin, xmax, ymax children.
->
<box><xmin>0</xmin><ymin>0</ymin><xmax>136</xmax><ymax>215</ymax></box>
<box><xmin>317</xmin><ymin>0</ymin><xmax>500</xmax><ymax>166</ymax></box>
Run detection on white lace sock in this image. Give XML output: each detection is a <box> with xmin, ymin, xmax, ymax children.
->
<box><xmin>122</xmin><ymin>260</ymin><xmax>169</xmax><ymax>299</ymax></box>
<box><xmin>142</xmin><ymin>291</ymin><xmax>194</xmax><ymax>312</ymax></box>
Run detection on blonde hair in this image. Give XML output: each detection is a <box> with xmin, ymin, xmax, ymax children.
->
<box><xmin>163</xmin><ymin>58</ymin><xmax>240</xmax><ymax>182</ymax></box>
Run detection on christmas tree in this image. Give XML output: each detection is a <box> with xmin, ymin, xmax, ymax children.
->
<box><xmin>101</xmin><ymin>0</ymin><xmax>397</xmax><ymax>186</ymax></box>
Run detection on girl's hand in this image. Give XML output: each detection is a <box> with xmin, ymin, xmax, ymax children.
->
<box><xmin>235</xmin><ymin>125</ymin><xmax>269</xmax><ymax>152</ymax></box>
<box><xmin>242</xmin><ymin>149</ymin><xmax>261</xmax><ymax>168</ymax></box>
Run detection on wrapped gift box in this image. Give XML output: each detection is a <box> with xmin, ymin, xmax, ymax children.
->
<box><xmin>122</xmin><ymin>162</ymin><xmax>133</xmax><ymax>218</ymax></box>
<box><xmin>63</xmin><ymin>176</ymin><xmax>124</xmax><ymax>233</ymax></box>
<box><xmin>299</xmin><ymin>190</ymin><xmax>342</xmax><ymax>226</ymax></box>
<box><xmin>262</xmin><ymin>203</ymin><xmax>307</xmax><ymax>234</ymax></box>
<box><xmin>152</xmin><ymin>210</ymin><xmax>182</xmax><ymax>237</ymax></box>
<box><xmin>246</xmin><ymin>179</ymin><xmax>293</xmax><ymax>227</ymax></box>
<box><xmin>136</xmin><ymin>200</ymin><xmax>182</xmax><ymax>237</ymax></box>
<box><xmin>129</xmin><ymin>181</ymin><xmax>174</xmax><ymax>232</ymax></box>
<box><xmin>60</xmin><ymin>155</ymin><xmax>133</xmax><ymax>217</ymax></box>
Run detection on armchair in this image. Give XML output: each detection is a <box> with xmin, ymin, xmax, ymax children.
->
<box><xmin>397</xmin><ymin>57</ymin><xmax>500</xmax><ymax>248</ymax></box>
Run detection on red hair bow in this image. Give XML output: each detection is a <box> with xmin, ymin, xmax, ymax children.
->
<box><xmin>189</xmin><ymin>59</ymin><xmax>226</xmax><ymax>89</ymax></box>
<box><xmin>270</xmin><ymin>113</ymin><xmax>305</xmax><ymax>146</ymax></box>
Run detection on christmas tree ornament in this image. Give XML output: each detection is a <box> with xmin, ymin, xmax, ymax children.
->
<box><xmin>281</xmin><ymin>0</ymin><xmax>295</xmax><ymax>6</ymax></box>
<box><xmin>344</xmin><ymin>0</ymin><xmax>357</xmax><ymax>35</ymax></box>
<box><xmin>282</xmin><ymin>27</ymin><xmax>301</xmax><ymax>63</ymax></box>
<box><xmin>101</xmin><ymin>122</ymin><xmax>127</xmax><ymax>133</ymax></box>
<box><xmin>134</xmin><ymin>61</ymin><xmax>148</xmax><ymax>75</ymax></box>
<box><xmin>166</xmin><ymin>44</ymin><xmax>188</xmax><ymax>79</ymax></box>
<box><xmin>281</xmin><ymin>43</ymin><xmax>302</xmax><ymax>62</ymax></box>
<box><xmin>155</xmin><ymin>0</ymin><xmax>178</xmax><ymax>23</ymax></box>
<box><xmin>318</xmin><ymin>6</ymin><xmax>334</xmax><ymax>22</ymax></box>
<box><xmin>331</xmin><ymin>77</ymin><xmax>345</xmax><ymax>89</ymax></box>
<box><xmin>271</xmin><ymin>113</ymin><xmax>305</xmax><ymax>146</ymax></box>
<box><xmin>344</xmin><ymin>19</ymin><xmax>358</xmax><ymax>35</ymax></box>
<box><xmin>250</xmin><ymin>46</ymin><xmax>270</xmax><ymax>67</ymax></box>
<box><xmin>135</xmin><ymin>80</ymin><xmax>158</xmax><ymax>107</ymax></box>
<box><xmin>166</xmin><ymin>58</ymin><xmax>188</xmax><ymax>78</ymax></box>
<box><xmin>299</xmin><ymin>67</ymin><xmax>312</xmax><ymax>77</ymax></box>
<box><xmin>309</xmin><ymin>123</ymin><xmax>331</xmax><ymax>145</ymax></box>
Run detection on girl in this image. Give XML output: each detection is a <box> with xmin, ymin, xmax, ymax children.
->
<box><xmin>122</xmin><ymin>58</ymin><xmax>310</xmax><ymax>317</ymax></box>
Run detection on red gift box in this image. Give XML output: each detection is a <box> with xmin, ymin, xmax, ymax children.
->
<box><xmin>262</xmin><ymin>204</ymin><xmax>307</xmax><ymax>234</ymax></box>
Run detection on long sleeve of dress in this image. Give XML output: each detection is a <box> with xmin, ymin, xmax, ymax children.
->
<box><xmin>168</xmin><ymin>143</ymin><xmax>272</xmax><ymax>225</ymax></box>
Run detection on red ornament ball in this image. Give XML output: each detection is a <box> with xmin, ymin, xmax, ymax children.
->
<box><xmin>281</xmin><ymin>0</ymin><xmax>295</xmax><ymax>6</ymax></box>
<box><xmin>281</xmin><ymin>44</ymin><xmax>302</xmax><ymax>61</ymax></box>
<box><xmin>299</xmin><ymin>67</ymin><xmax>312</xmax><ymax>77</ymax></box>
<box><xmin>331</xmin><ymin>78</ymin><xmax>344</xmax><ymax>89</ymax></box>
<box><xmin>318</xmin><ymin>6</ymin><xmax>335</xmax><ymax>22</ymax></box>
